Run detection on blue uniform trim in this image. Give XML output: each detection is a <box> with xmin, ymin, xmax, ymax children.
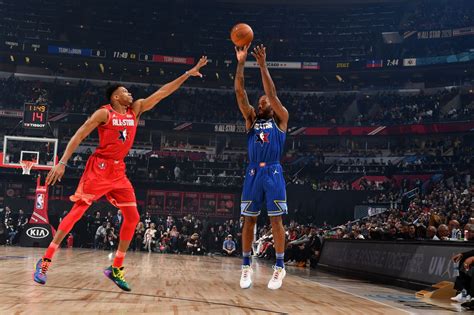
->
<box><xmin>241</xmin><ymin>200</ymin><xmax>260</xmax><ymax>216</ymax></box>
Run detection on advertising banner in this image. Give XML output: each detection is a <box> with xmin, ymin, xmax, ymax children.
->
<box><xmin>354</xmin><ymin>205</ymin><xmax>389</xmax><ymax>220</ymax></box>
<box><xmin>302</xmin><ymin>121</ymin><xmax>474</xmax><ymax>136</ymax></box>
<box><xmin>453</xmin><ymin>26</ymin><xmax>474</xmax><ymax>37</ymax></box>
<box><xmin>320</xmin><ymin>240</ymin><xmax>473</xmax><ymax>285</ymax></box>
<box><xmin>146</xmin><ymin>190</ymin><xmax>236</xmax><ymax>218</ymax></box>
<box><xmin>244</xmin><ymin>61</ymin><xmax>301</xmax><ymax>69</ymax></box>
<box><xmin>152</xmin><ymin>54</ymin><xmax>195</xmax><ymax>65</ymax></box>
<box><xmin>301</xmin><ymin>62</ymin><xmax>321</xmax><ymax>70</ymax></box>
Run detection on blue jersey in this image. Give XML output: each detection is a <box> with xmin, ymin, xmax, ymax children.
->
<box><xmin>247</xmin><ymin>118</ymin><xmax>286</xmax><ymax>163</ymax></box>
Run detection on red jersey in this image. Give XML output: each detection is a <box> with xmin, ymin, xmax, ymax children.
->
<box><xmin>93</xmin><ymin>104</ymin><xmax>137</xmax><ymax>160</ymax></box>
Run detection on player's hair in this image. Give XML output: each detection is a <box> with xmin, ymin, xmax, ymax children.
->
<box><xmin>106</xmin><ymin>84</ymin><xmax>124</xmax><ymax>101</ymax></box>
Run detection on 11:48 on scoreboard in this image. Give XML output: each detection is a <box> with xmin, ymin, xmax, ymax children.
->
<box><xmin>23</xmin><ymin>103</ymin><xmax>48</xmax><ymax>129</ymax></box>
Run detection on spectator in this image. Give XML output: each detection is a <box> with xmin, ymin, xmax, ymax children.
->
<box><xmin>16</xmin><ymin>209</ymin><xmax>28</xmax><ymax>231</ymax></box>
<box><xmin>105</xmin><ymin>224</ymin><xmax>118</xmax><ymax>250</ymax></box>
<box><xmin>142</xmin><ymin>211</ymin><xmax>153</xmax><ymax>228</ymax></box>
<box><xmin>222</xmin><ymin>235</ymin><xmax>236</xmax><ymax>256</ymax></box>
<box><xmin>449</xmin><ymin>220</ymin><xmax>461</xmax><ymax>240</ymax></box>
<box><xmin>438</xmin><ymin>224</ymin><xmax>450</xmax><ymax>241</ymax></box>
<box><xmin>105</xmin><ymin>211</ymin><xmax>113</xmax><ymax>224</ymax></box>
<box><xmin>0</xmin><ymin>222</ymin><xmax>6</xmax><ymax>245</ymax></box>
<box><xmin>406</xmin><ymin>224</ymin><xmax>416</xmax><ymax>240</ymax></box>
<box><xmin>112</xmin><ymin>210</ymin><xmax>123</xmax><ymax>230</ymax></box>
<box><xmin>2</xmin><ymin>206</ymin><xmax>13</xmax><ymax>226</ymax></box>
<box><xmin>426</xmin><ymin>226</ymin><xmax>440</xmax><ymax>240</ymax></box>
<box><xmin>451</xmin><ymin>249</ymin><xmax>474</xmax><ymax>308</ymax></box>
<box><xmin>94</xmin><ymin>222</ymin><xmax>107</xmax><ymax>249</ymax></box>
<box><xmin>286</xmin><ymin>226</ymin><xmax>311</xmax><ymax>267</ymax></box>
<box><xmin>353</xmin><ymin>227</ymin><xmax>365</xmax><ymax>240</ymax></box>
<box><xmin>169</xmin><ymin>225</ymin><xmax>180</xmax><ymax>252</ymax></box>
<box><xmin>157</xmin><ymin>232</ymin><xmax>171</xmax><ymax>253</ymax></box>
<box><xmin>308</xmin><ymin>227</ymin><xmax>323</xmax><ymax>268</ymax></box>
<box><xmin>90</xmin><ymin>211</ymin><xmax>102</xmax><ymax>236</ymax></box>
<box><xmin>144</xmin><ymin>223</ymin><xmax>158</xmax><ymax>252</ymax></box>
<box><xmin>6</xmin><ymin>219</ymin><xmax>17</xmax><ymax>245</ymax></box>
<box><xmin>133</xmin><ymin>222</ymin><xmax>145</xmax><ymax>251</ymax></box>
<box><xmin>464</xmin><ymin>224</ymin><xmax>474</xmax><ymax>241</ymax></box>
<box><xmin>186</xmin><ymin>233</ymin><xmax>203</xmax><ymax>255</ymax></box>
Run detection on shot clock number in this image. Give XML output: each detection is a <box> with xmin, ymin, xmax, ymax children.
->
<box><xmin>23</xmin><ymin>103</ymin><xmax>48</xmax><ymax>129</ymax></box>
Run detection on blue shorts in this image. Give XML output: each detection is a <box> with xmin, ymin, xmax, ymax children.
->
<box><xmin>241</xmin><ymin>162</ymin><xmax>288</xmax><ymax>217</ymax></box>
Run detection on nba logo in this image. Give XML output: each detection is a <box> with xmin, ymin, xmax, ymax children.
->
<box><xmin>249</xmin><ymin>169</ymin><xmax>255</xmax><ymax>176</ymax></box>
<box><xmin>98</xmin><ymin>162</ymin><xmax>106</xmax><ymax>170</ymax></box>
<box><xmin>36</xmin><ymin>194</ymin><xmax>44</xmax><ymax>210</ymax></box>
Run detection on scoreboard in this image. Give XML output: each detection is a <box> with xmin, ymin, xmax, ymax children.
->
<box><xmin>23</xmin><ymin>103</ymin><xmax>48</xmax><ymax>129</ymax></box>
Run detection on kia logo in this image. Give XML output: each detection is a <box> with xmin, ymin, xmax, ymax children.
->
<box><xmin>26</xmin><ymin>227</ymin><xmax>49</xmax><ymax>239</ymax></box>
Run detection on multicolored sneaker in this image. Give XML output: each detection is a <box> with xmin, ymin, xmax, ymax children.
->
<box><xmin>33</xmin><ymin>258</ymin><xmax>51</xmax><ymax>285</ymax></box>
<box><xmin>103</xmin><ymin>266</ymin><xmax>131</xmax><ymax>291</ymax></box>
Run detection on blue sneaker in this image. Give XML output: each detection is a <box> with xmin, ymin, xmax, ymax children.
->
<box><xmin>33</xmin><ymin>258</ymin><xmax>51</xmax><ymax>285</ymax></box>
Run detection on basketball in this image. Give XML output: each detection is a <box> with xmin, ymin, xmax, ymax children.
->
<box><xmin>230</xmin><ymin>23</ymin><xmax>253</xmax><ymax>47</ymax></box>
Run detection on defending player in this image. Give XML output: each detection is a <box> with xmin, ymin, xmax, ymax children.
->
<box><xmin>234</xmin><ymin>44</ymin><xmax>289</xmax><ymax>290</ymax></box>
<box><xmin>33</xmin><ymin>57</ymin><xmax>208</xmax><ymax>291</ymax></box>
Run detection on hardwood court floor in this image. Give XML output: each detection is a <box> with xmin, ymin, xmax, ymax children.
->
<box><xmin>0</xmin><ymin>247</ymin><xmax>460</xmax><ymax>314</ymax></box>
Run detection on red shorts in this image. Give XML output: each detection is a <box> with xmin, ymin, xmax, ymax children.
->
<box><xmin>70</xmin><ymin>155</ymin><xmax>137</xmax><ymax>207</ymax></box>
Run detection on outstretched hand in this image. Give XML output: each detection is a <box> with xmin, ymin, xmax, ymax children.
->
<box><xmin>46</xmin><ymin>163</ymin><xmax>66</xmax><ymax>186</ymax></box>
<box><xmin>187</xmin><ymin>56</ymin><xmax>208</xmax><ymax>78</ymax></box>
<box><xmin>251</xmin><ymin>44</ymin><xmax>267</xmax><ymax>68</ymax></box>
<box><xmin>235</xmin><ymin>44</ymin><xmax>251</xmax><ymax>64</ymax></box>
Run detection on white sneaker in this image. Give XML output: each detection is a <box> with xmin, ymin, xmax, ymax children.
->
<box><xmin>267</xmin><ymin>266</ymin><xmax>286</xmax><ymax>290</ymax></box>
<box><xmin>451</xmin><ymin>291</ymin><xmax>471</xmax><ymax>303</ymax></box>
<box><xmin>240</xmin><ymin>265</ymin><xmax>253</xmax><ymax>289</ymax></box>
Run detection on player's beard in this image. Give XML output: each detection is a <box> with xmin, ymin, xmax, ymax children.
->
<box><xmin>257</xmin><ymin>109</ymin><xmax>272</xmax><ymax>120</ymax></box>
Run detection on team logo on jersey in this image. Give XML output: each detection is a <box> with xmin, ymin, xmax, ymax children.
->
<box><xmin>112</xmin><ymin>118</ymin><xmax>135</xmax><ymax>126</ymax></box>
<box><xmin>118</xmin><ymin>129</ymin><xmax>128</xmax><ymax>142</ymax></box>
<box><xmin>255</xmin><ymin>131</ymin><xmax>270</xmax><ymax>145</ymax></box>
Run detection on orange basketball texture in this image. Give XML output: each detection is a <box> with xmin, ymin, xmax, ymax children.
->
<box><xmin>230</xmin><ymin>23</ymin><xmax>254</xmax><ymax>47</ymax></box>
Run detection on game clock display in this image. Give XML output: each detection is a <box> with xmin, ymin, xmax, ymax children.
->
<box><xmin>23</xmin><ymin>103</ymin><xmax>48</xmax><ymax>129</ymax></box>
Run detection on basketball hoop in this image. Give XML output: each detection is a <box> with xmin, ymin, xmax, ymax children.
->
<box><xmin>20</xmin><ymin>160</ymin><xmax>37</xmax><ymax>175</ymax></box>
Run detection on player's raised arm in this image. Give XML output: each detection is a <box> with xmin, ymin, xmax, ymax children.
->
<box><xmin>133</xmin><ymin>56</ymin><xmax>208</xmax><ymax>116</ymax></box>
<box><xmin>251</xmin><ymin>44</ymin><xmax>289</xmax><ymax>131</ymax></box>
<box><xmin>46</xmin><ymin>108</ymin><xmax>108</xmax><ymax>186</ymax></box>
<box><xmin>234</xmin><ymin>44</ymin><xmax>256</xmax><ymax>130</ymax></box>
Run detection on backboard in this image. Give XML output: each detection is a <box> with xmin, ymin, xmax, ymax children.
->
<box><xmin>1</xmin><ymin>135</ymin><xmax>58</xmax><ymax>172</ymax></box>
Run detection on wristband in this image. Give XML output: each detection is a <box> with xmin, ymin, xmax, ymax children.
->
<box><xmin>59</xmin><ymin>161</ymin><xmax>67</xmax><ymax>167</ymax></box>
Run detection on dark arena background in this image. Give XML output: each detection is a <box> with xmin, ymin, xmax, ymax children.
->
<box><xmin>0</xmin><ymin>0</ymin><xmax>473</xmax><ymax>313</ymax></box>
